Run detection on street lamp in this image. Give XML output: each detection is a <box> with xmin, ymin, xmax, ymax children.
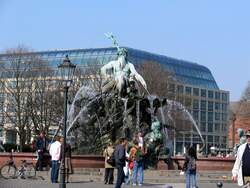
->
<box><xmin>58</xmin><ymin>55</ymin><xmax>76</xmax><ymax>188</ymax></box>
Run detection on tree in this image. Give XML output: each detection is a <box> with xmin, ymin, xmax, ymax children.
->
<box><xmin>0</xmin><ymin>46</ymin><xmax>35</xmax><ymax>151</ymax></box>
<box><xmin>137</xmin><ymin>61</ymin><xmax>176</xmax><ymax>97</ymax></box>
<box><xmin>0</xmin><ymin>46</ymin><xmax>63</xmax><ymax>151</ymax></box>
<box><xmin>237</xmin><ymin>81</ymin><xmax>250</xmax><ymax>116</ymax></box>
<box><xmin>27</xmin><ymin>58</ymin><xmax>63</xmax><ymax>137</ymax></box>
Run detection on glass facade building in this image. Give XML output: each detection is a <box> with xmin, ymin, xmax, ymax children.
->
<box><xmin>0</xmin><ymin>47</ymin><xmax>229</xmax><ymax>154</ymax></box>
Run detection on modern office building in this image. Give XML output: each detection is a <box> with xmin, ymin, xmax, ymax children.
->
<box><xmin>0</xmin><ymin>47</ymin><xmax>229</xmax><ymax>154</ymax></box>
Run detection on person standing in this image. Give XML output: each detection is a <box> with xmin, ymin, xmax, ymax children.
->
<box><xmin>182</xmin><ymin>147</ymin><xmax>197</xmax><ymax>188</ymax></box>
<box><xmin>232</xmin><ymin>130</ymin><xmax>250</xmax><ymax>187</ymax></box>
<box><xmin>49</xmin><ymin>136</ymin><xmax>61</xmax><ymax>183</ymax></box>
<box><xmin>65</xmin><ymin>142</ymin><xmax>73</xmax><ymax>183</ymax></box>
<box><xmin>114</xmin><ymin>137</ymin><xmax>128</xmax><ymax>188</ymax></box>
<box><xmin>103</xmin><ymin>143</ymin><xmax>115</xmax><ymax>184</ymax></box>
<box><xmin>131</xmin><ymin>140</ymin><xmax>145</xmax><ymax>186</ymax></box>
<box><xmin>137</xmin><ymin>132</ymin><xmax>144</xmax><ymax>148</ymax></box>
<box><xmin>36</xmin><ymin>131</ymin><xmax>46</xmax><ymax>171</ymax></box>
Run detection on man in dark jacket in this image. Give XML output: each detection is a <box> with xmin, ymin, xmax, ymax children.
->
<box><xmin>114</xmin><ymin>137</ymin><xmax>128</xmax><ymax>188</ymax></box>
<box><xmin>36</xmin><ymin>131</ymin><xmax>46</xmax><ymax>171</ymax></box>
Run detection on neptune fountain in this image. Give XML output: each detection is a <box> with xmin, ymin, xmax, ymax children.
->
<box><xmin>65</xmin><ymin>34</ymin><xmax>205</xmax><ymax>166</ymax></box>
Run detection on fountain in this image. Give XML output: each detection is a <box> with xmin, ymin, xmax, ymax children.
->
<box><xmin>65</xmin><ymin>34</ymin><xmax>205</xmax><ymax>167</ymax></box>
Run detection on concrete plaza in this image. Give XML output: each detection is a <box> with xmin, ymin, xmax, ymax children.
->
<box><xmin>0</xmin><ymin>169</ymin><xmax>238</xmax><ymax>188</ymax></box>
<box><xmin>0</xmin><ymin>179</ymin><xmax>238</xmax><ymax>188</ymax></box>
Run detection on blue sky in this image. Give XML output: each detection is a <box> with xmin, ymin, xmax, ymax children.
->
<box><xmin>1</xmin><ymin>0</ymin><xmax>249</xmax><ymax>101</ymax></box>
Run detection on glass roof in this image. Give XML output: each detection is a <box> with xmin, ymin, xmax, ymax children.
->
<box><xmin>0</xmin><ymin>47</ymin><xmax>219</xmax><ymax>89</ymax></box>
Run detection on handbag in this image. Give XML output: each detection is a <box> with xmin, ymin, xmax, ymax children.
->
<box><xmin>129</xmin><ymin>161</ymin><xmax>134</xmax><ymax>170</ymax></box>
<box><xmin>106</xmin><ymin>152</ymin><xmax>115</xmax><ymax>167</ymax></box>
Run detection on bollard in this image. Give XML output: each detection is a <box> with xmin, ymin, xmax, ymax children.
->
<box><xmin>216</xmin><ymin>182</ymin><xmax>223</xmax><ymax>188</ymax></box>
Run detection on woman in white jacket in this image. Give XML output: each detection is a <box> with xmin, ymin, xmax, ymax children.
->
<box><xmin>232</xmin><ymin>130</ymin><xmax>250</xmax><ymax>187</ymax></box>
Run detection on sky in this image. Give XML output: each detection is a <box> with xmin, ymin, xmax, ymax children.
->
<box><xmin>0</xmin><ymin>0</ymin><xmax>249</xmax><ymax>101</ymax></box>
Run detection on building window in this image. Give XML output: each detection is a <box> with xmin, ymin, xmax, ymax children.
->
<box><xmin>208</xmin><ymin>135</ymin><xmax>213</xmax><ymax>143</ymax></box>
<box><xmin>221</xmin><ymin>103</ymin><xmax>227</xmax><ymax>111</ymax></box>
<box><xmin>6</xmin><ymin>130</ymin><xmax>16</xmax><ymax>144</ymax></box>
<box><xmin>200</xmin><ymin>111</ymin><xmax>206</xmax><ymax>121</ymax></box>
<box><xmin>193</xmin><ymin>110</ymin><xmax>199</xmax><ymax>121</ymax></box>
<box><xmin>208</xmin><ymin>101</ymin><xmax>213</xmax><ymax>111</ymax></box>
<box><xmin>201</xmin><ymin>89</ymin><xmax>206</xmax><ymax>98</ymax></box>
<box><xmin>208</xmin><ymin>112</ymin><xmax>213</xmax><ymax>122</ymax></box>
<box><xmin>215</xmin><ymin>113</ymin><xmax>220</xmax><ymax>121</ymax></box>
<box><xmin>208</xmin><ymin>123</ymin><xmax>213</xmax><ymax>132</ymax></box>
<box><xmin>222</xmin><ymin>113</ymin><xmax>227</xmax><ymax>121</ymax></box>
<box><xmin>177</xmin><ymin>85</ymin><xmax>184</xmax><ymax>94</ymax></box>
<box><xmin>215</xmin><ymin>136</ymin><xmax>220</xmax><ymax>143</ymax></box>
<box><xmin>208</xmin><ymin>90</ymin><xmax>214</xmax><ymax>99</ymax></box>
<box><xmin>200</xmin><ymin>122</ymin><xmax>206</xmax><ymax>132</ymax></box>
<box><xmin>221</xmin><ymin>123</ymin><xmax>227</xmax><ymax>132</ymax></box>
<box><xmin>193</xmin><ymin>99</ymin><xmax>199</xmax><ymax>110</ymax></box>
<box><xmin>215</xmin><ymin>102</ymin><xmax>220</xmax><ymax>111</ymax></box>
<box><xmin>222</xmin><ymin>93</ymin><xmax>228</xmax><ymax>101</ymax></box>
<box><xmin>193</xmin><ymin>88</ymin><xmax>199</xmax><ymax>96</ymax></box>
<box><xmin>215</xmin><ymin>92</ymin><xmax>221</xmax><ymax>100</ymax></box>
<box><xmin>200</xmin><ymin>100</ymin><xmax>207</xmax><ymax>110</ymax></box>
<box><xmin>214</xmin><ymin>123</ymin><xmax>220</xmax><ymax>132</ymax></box>
<box><xmin>185</xmin><ymin>87</ymin><xmax>192</xmax><ymax>95</ymax></box>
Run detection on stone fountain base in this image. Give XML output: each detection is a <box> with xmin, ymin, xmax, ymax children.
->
<box><xmin>0</xmin><ymin>153</ymin><xmax>235</xmax><ymax>171</ymax></box>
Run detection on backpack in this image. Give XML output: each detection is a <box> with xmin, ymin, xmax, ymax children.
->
<box><xmin>188</xmin><ymin>157</ymin><xmax>196</xmax><ymax>171</ymax></box>
<box><xmin>135</xmin><ymin>148</ymin><xmax>144</xmax><ymax>164</ymax></box>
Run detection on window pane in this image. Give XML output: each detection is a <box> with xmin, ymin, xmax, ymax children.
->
<box><xmin>215</xmin><ymin>102</ymin><xmax>220</xmax><ymax>110</ymax></box>
<box><xmin>208</xmin><ymin>112</ymin><xmax>213</xmax><ymax>122</ymax></box>
<box><xmin>193</xmin><ymin>88</ymin><xmax>199</xmax><ymax>96</ymax></box>
<box><xmin>185</xmin><ymin>87</ymin><xmax>192</xmax><ymax>95</ymax></box>
<box><xmin>177</xmin><ymin>85</ymin><xmax>184</xmax><ymax>93</ymax></box>
<box><xmin>208</xmin><ymin>101</ymin><xmax>213</xmax><ymax>111</ymax></box>
<box><xmin>200</xmin><ymin>111</ymin><xmax>206</xmax><ymax>121</ymax></box>
<box><xmin>208</xmin><ymin>90</ymin><xmax>214</xmax><ymax>99</ymax></box>
<box><xmin>215</xmin><ymin>92</ymin><xmax>221</xmax><ymax>100</ymax></box>
<box><xmin>200</xmin><ymin>122</ymin><xmax>206</xmax><ymax>132</ymax></box>
<box><xmin>201</xmin><ymin>100</ymin><xmax>207</xmax><ymax>110</ymax></box>
<box><xmin>193</xmin><ymin>99</ymin><xmax>199</xmax><ymax>110</ymax></box>
<box><xmin>214</xmin><ymin>123</ymin><xmax>220</xmax><ymax>132</ymax></box>
<box><xmin>201</xmin><ymin>89</ymin><xmax>206</xmax><ymax>97</ymax></box>
<box><xmin>208</xmin><ymin>123</ymin><xmax>213</xmax><ymax>132</ymax></box>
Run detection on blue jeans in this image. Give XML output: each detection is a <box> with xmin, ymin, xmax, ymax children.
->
<box><xmin>185</xmin><ymin>171</ymin><xmax>197</xmax><ymax>188</ymax></box>
<box><xmin>133</xmin><ymin>161</ymin><xmax>144</xmax><ymax>185</ymax></box>
<box><xmin>51</xmin><ymin>160</ymin><xmax>59</xmax><ymax>183</ymax></box>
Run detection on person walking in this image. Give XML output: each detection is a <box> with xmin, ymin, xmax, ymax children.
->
<box><xmin>103</xmin><ymin>142</ymin><xmax>115</xmax><ymax>184</ymax></box>
<box><xmin>182</xmin><ymin>147</ymin><xmax>197</xmax><ymax>188</ymax></box>
<box><xmin>114</xmin><ymin>137</ymin><xmax>128</xmax><ymax>188</ymax></box>
<box><xmin>36</xmin><ymin>131</ymin><xmax>46</xmax><ymax>171</ymax></box>
<box><xmin>232</xmin><ymin>129</ymin><xmax>250</xmax><ymax>187</ymax></box>
<box><xmin>49</xmin><ymin>136</ymin><xmax>61</xmax><ymax>183</ymax></box>
<box><xmin>131</xmin><ymin>140</ymin><xmax>145</xmax><ymax>186</ymax></box>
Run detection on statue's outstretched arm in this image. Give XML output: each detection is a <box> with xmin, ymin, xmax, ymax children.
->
<box><xmin>128</xmin><ymin>63</ymin><xmax>147</xmax><ymax>89</ymax></box>
<box><xmin>100</xmin><ymin>61</ymin><xmax>115</xmax><ymax>76</ymax></box>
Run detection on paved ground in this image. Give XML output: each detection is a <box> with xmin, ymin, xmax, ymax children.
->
<box><xmin>0</xmin><ymin>179</ymin><xmax>238</xmax><ymax>188</ymax></box>
<box><xmin>0</xmin><ymin>169</ymin><xmax>238</xmax><ymax>188</ymax></box>
<box><xmin>0</xmin><ymin>179</ymin><xmax>237</xmax><ymax>188</ymax></box>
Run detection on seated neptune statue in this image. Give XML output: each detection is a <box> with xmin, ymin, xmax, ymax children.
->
<box><xmin>101</xmin><ymin>34</ymin><xmax>147</xmax><ymax>97</ymax></box>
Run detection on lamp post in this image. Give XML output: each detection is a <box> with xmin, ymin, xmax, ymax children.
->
<box><xmin>58</xmin><ymin>55</ymin><xmax>76</xmax><ymax>188</ymax></box>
